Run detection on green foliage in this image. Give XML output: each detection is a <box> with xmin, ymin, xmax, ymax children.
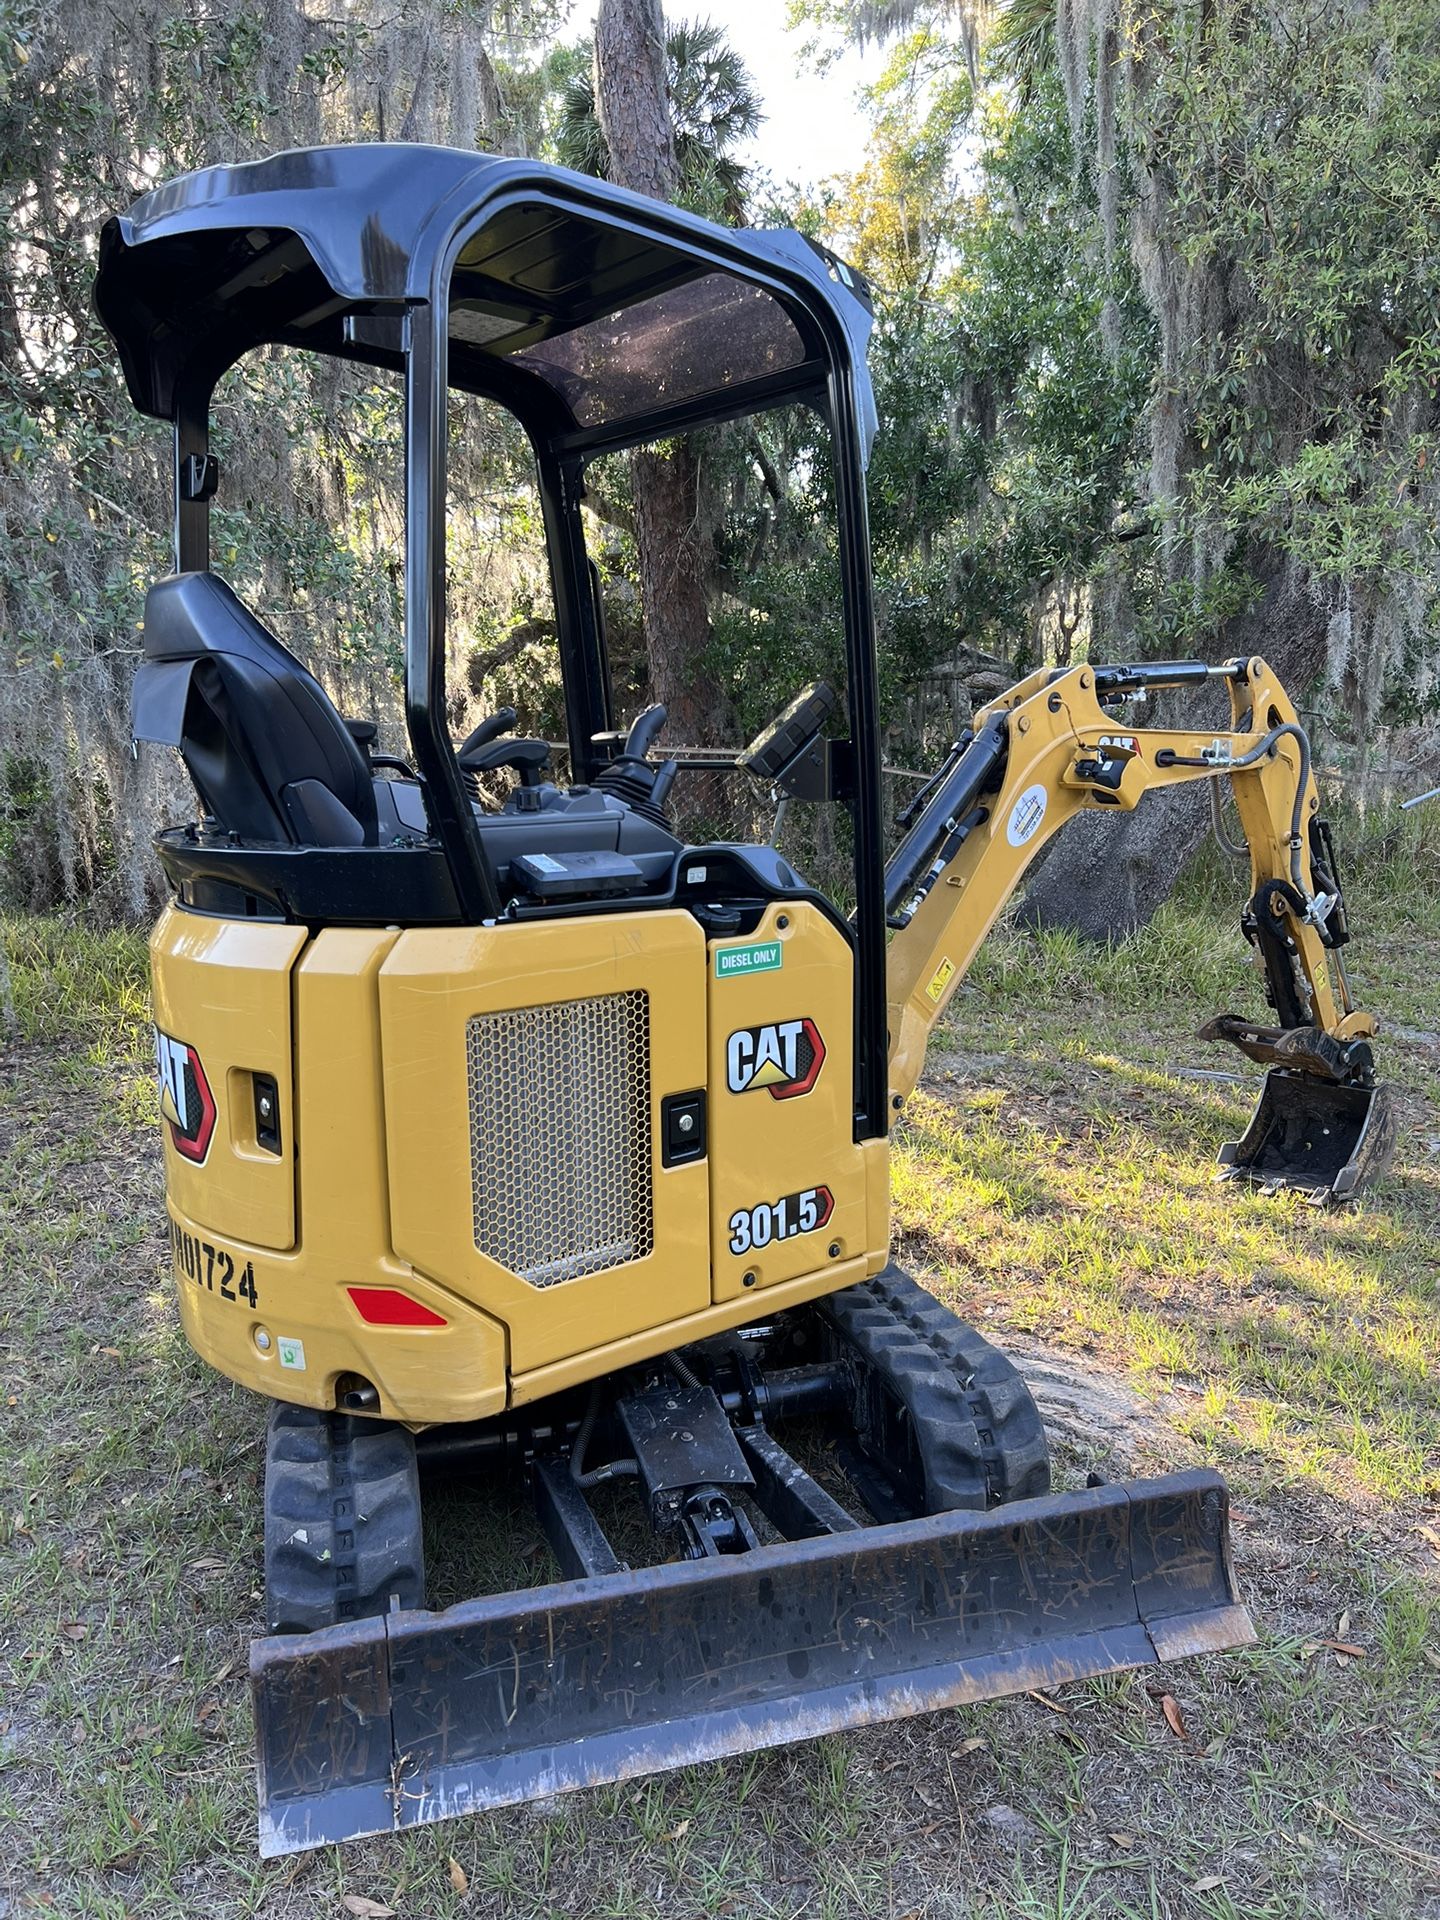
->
<box><xmin>805</xmin><ymin>0</ymin><xmax>1440</xmax><ymax>749</ymax></box>
<box><xmin>6</xmin><ymin>0</ymin><xmax>1437</xmax><ymax>921</ymax></box>
<box><xmin>1126</xmin><ymin>0</ymin><xmax>1440</xmax><ymax>702</ymax></box>
<box><xmin>0</xmin><ymin>1</ymin><xmax>562</xmax><ymax>915</ymax></box>
<box><xmin>0</xmin><ymin>911</ymin><xmax>150</xmax><ymax>1052</ymax></box>
<box><xmin>798</xmin><ymin>30</ymin><xmax>1150</xmax><ymax>703</ymax></box>
<box><xmin>554</xmin><ymin>17</ymin><xmax>764</xmax><ymax>219</ymax></box>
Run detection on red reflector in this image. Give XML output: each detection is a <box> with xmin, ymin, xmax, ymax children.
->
<box><xmin>346</xmin><ymin>1286</ymin><xmax>447</xmax><ymax>1328</ymax></box>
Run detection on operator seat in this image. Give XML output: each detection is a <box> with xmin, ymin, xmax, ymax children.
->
<box><xmin>132</xmin><ymin>573</ymin><xmax>379</xmax><ymax>847</ymax></box>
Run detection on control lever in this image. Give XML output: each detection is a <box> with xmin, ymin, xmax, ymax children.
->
<box><xmin>622</xmin><ymin>703</ymin><xmax>668</xmax><ymax>764</ymax></box>
<box><xmin>457</xmin><ymin>706</ymin><xmax>518</xmax><ymax>759</ymax></box>
<box><xmin>457</xmin><ymin>722</ymin><xmax>551</xmax><ymax>812</ymax></box>
<box><xmin>593</xmin><ymin>703</ymin><xmax>675</xmax><ymax>826</ymax></box>
<box><xmin>648</xmin><ymin>759</ymin><xmax>678</xmax><ymax>813</ymax></box>
<box><xmin>460</xmin><ymin>738</ymin><xmax>551</xmax><ymax>781</ymax></box>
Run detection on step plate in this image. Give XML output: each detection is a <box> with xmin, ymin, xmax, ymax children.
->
<box><xmin>252</xmin><ymin>1469</ymin><xmax>1254</xmax><ymax>1855</ymax></box>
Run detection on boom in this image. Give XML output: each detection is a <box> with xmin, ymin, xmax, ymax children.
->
<box><xmin>883</xmin><ymin>655</ymin><xmax>1394</xmax><ymax>1201</ymax></box>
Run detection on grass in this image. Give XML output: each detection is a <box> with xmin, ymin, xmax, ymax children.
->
<box><xmin>894</xmin><ymin>821</ymin><xmax>1440</xmax><ymax>1511</ymax></box>
<box><xmin>2</xmin><ymin>817</ymin><xmax>1438</xmax><ymax>1918</ymax></box>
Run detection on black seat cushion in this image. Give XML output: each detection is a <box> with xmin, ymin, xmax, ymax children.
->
<box><xmin>133</xmin><ymin>573</ymin><xmax>378</xmax><ymax>847</ymax></box>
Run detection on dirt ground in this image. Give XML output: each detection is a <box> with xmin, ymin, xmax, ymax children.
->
<box><xmin>1</xmin><ymin>875</ymin><xmax>1437</xmax><ymax>1919</ymax></box>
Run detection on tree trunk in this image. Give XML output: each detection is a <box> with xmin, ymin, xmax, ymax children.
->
<box><xmin>594</xmin><ymin>0</ymin><xmax>678</xmax><ymax>201</ymax></box>
<box><xmin>1021</xmin><ymin>551</ymin><xmax>1329</xmax><ymax>939</ymax></box>
<box><xmin>593</xmin><ymin>0</ymin><xmax>729</xmax><ymax>745</ymax></box>
<box><xmin>631</xmin><ymin>442</ymin><xmax>732</xmax><ymax>743</ymax></box>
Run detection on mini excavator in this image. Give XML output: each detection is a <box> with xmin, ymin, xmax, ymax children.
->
<box><xmin>96</xmin><ymin>146</ymin><xmax>1393</xmax><ymax>1855</ymax></box>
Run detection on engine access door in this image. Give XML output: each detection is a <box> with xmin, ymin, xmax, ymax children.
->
<box><xmin>381</xmin><ymin>911</ymin><xmax>710</xmax><ymax>1375</ymax></box>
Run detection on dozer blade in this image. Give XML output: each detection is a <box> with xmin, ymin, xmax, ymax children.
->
<box><xmin>251</xmin><ymin>1468</ymin><xmax>1253</xmax><ymax>1856</ymax></box>
<box><xmin>1215</xmin><ymin>1067</ymin><xmax>1397</xmax><ymax>1203</ymax></box>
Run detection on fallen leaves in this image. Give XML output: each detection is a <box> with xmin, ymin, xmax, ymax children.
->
<box><xmin>1158</xmin><ymin>1691</ymin><xmax>1189</xmax><ymax>1743</ymax></box>
<box><xmin>1300</xmin><ymin>1638</ymin><xmax>1368</xmax><ymax>1666</ymax></box>
<box><xmin>447</xmin><ymin>1855</ymin><xmax>469</xmax><ymax>1895</ymax></box>
<box><xmin>340</xmin><ymin>1898</ymin><xmax>394</xmax><ymax>1919</ymax></box>
<box><xmin>1026</xmin><ymin>1689</ymin><xmax>1069</xmax><ymax>1717</ymax></box>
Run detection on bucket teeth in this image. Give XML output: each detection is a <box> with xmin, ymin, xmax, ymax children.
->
<box><xmin>1198</xmin><ymin>1013</ymin><xmax>1395</xmax><ymax>1203</ymax></box>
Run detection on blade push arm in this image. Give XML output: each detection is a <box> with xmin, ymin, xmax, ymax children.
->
<box><xmin>884</xmin><ymin>655</ymin><xmax>1377</xmax><ymax>1109</ymax></box>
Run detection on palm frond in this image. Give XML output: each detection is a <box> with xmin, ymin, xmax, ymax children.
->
<box><xmin>987</xmin><ymin>0</ymin><xmax>1056</xmax><ymax>92</ymax></box>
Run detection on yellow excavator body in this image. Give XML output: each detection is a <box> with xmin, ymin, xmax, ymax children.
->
<box><xmin>153</xmin><ymin>645</ymin><xmax>1392</xmax><ymax>1435</ymax></box>
<box><xmin>156</xmin><ymin>899</ymin><xmax>887</xmax><ymax>1424</ymax></box>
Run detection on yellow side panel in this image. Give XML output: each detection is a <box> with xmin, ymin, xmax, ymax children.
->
<box><xmin>164</xmin><ymin>925</ymin><xmax>509</xmax><ymax>1425</ymax></box>
<box><xmin>707</xmin><ymin>904</ymin><xmax>874</xmax><ymax>1300</ymax></box>
<box><xmin>863</xmin><ymin>1134</ymin><xmax>891</xmax><ymax>1276</ymax></box>
<box><xmin>381</xmin><ymin>910</ymin><xmax>710</xmax><ymax>1374</ymax></box>
<box><xmin>149</xmin><ymin>906</ymin><xmax>307</xmax><ymax>1251</ymax></box>
<box><xmin>290</xmin><ymin>928</ymin><xmax>509</xmax><ymax>1419</ymax></box>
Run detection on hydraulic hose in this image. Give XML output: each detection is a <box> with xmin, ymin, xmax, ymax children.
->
<box><xmin>1159</xmin><ymin>720</ymin><xmax>1312</xmax><ymax>900</ymax></box>
<box><xmin>1208</xmin><ymin>780</ymin><xmax>1248</xmax><ymax>861</ymax></box>
<box><xmin>884</xmin><ymin>719</ymin><xmax>1009</xmax><ymax>923</ymax></box>
<box><xmin>569</xmin><ymin>1384</ymin><xmax>639</xmax><ymax>1489</ymax></box>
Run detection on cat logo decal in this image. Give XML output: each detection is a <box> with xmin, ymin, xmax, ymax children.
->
<box><xmin>155</xmin><ymin>1029</ymin><xmax>217</xmax><ymax>1164</ymax></box>
<box><xmin>725</xmin><ymin>1019</ymin><xmax>825</xmax><ymax>1100</ymax></box>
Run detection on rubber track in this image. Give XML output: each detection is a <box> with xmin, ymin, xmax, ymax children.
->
<box><xmin>819</xmin><ymin>1267</ymin><xmax>1050</xmax><ymax>1513</ymax></box>
<box><xmin>264</xmin><ymin>1404</ymin><xmax>426</xmax><ymax>1635</ymax></box>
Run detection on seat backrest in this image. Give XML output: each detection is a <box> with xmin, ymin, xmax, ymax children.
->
<box><xmin>133</xmin><ymin>573</ymin><xmax>378</xmax><ymax>847</ymax></box>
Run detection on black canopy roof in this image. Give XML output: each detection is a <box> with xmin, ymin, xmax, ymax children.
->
<box><xmin>95</xmin><ymin>144</ymin><xmax>876</xmax><ymax>452</ymax></box>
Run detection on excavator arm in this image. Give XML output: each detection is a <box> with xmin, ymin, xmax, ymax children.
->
<box><xmin>883</xmin><ymin>655</ymin><xmax>1396</xmax><ymax>1202</ymax></box>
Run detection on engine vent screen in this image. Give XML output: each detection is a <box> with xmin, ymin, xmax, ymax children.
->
<box><xmin>467</xmin><ymin>989</ymin><xmax>653</xmax><ymax>1287</ymax></box>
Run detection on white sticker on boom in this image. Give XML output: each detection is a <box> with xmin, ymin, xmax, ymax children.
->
<box><xmin>1006</xmin><ymin>784</ymin><xmax>1048</xmax><ymax>848</ymax></box>
<box><xmin>277</xmin><ymin>1337</ymin><xmax>306</xmax><ymax>1371</ymax></box>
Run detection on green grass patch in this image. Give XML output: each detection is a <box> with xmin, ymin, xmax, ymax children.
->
<box><xmin>1</xmin><ymin>913</ymin><xmax>151</xmax><ymax>1062</ymax></box>
<box><xmin>898</xmin><ymin>831</ymin><xmax>1440</xmax><ymax>1507</ymax></box>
